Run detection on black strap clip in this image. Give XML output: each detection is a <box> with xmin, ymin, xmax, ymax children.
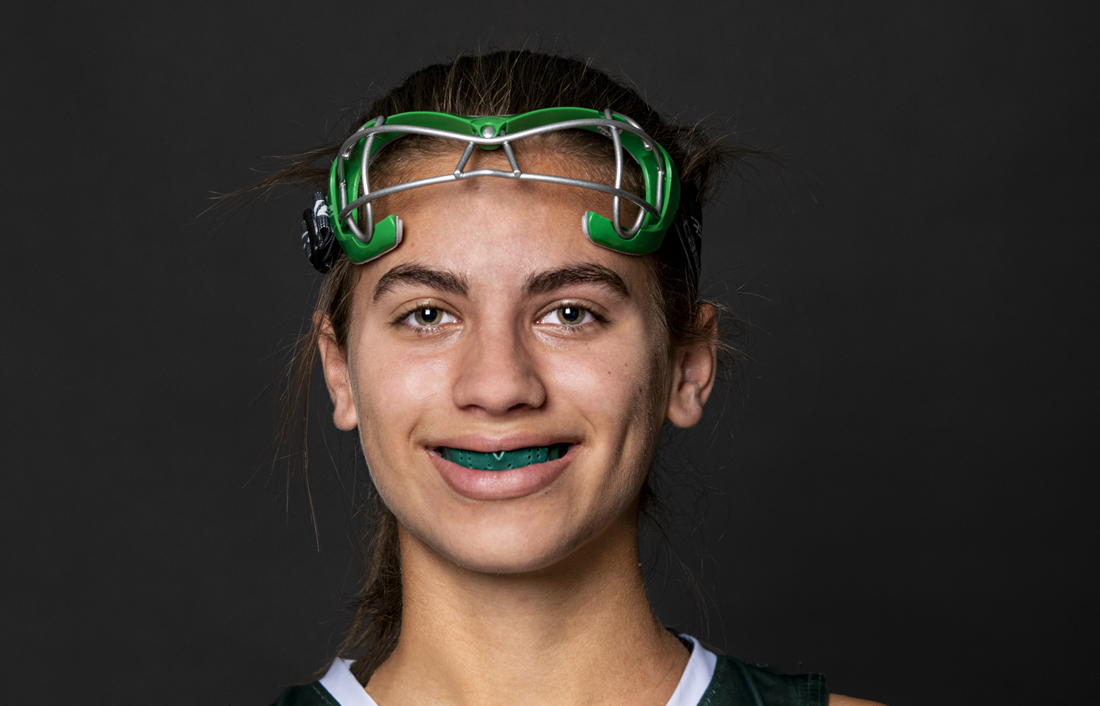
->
<box><xmin>301</xmin><ymin>192</ymin><xmax>339</xmax><ymax>274</ymax></box>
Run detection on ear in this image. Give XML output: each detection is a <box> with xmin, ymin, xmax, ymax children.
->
<box><xmin>315</xmin><ymin>312</ymin><xmax>359</xmax><ymax>431</ymax></box>
<box><xmin>665</xmin><ymin>304</ymin><xmax>719</xmax><ymax>428</ymax></box>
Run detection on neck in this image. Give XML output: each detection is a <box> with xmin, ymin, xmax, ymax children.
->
<box><xmin>365</xmin><ymin>508</ymin><xmax>689</xmax><ymax>706</ymax></box>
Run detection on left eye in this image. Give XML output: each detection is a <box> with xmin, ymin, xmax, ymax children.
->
<box><xmin>403</xmin><ymin>306</ymin><xmax>457</xmax><ymax>327</ymax></box>
<box><xmin>539</xmin><ymin>305</ymin><xmax>594</xmax><ymax>326</ymax></box>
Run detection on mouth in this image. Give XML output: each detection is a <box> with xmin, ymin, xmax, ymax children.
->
<box><xmin>438</xmin><ymin>443</ymin><xmax>571</xmax><ymax>471</ymax></box>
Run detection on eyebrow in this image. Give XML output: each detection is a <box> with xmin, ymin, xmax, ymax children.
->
<box><xmin>523</xmin><ymin>263</ymin><xmax>631</xmax><ymax>299</ymax></box>
<box><xmin>373</xmin><ymin>263</ymin><xmax>470</xmax><ymax>302</ymax></box>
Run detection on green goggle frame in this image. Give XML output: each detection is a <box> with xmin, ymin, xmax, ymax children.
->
<box><xmin>328</xmin><ymin>107</ymin><xmax>680</xmax><ymax>263</ymax></box>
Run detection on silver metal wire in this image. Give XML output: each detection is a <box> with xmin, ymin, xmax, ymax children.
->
<box><xmin>603</xmin><ymin>109</ymin><xmax>645</xmax><ymax>239</ymax></box>
<box><xmin>335</xmin><ymin>114</ymin><xmax>669</xmax><ymax>244</ymax></box>
<box><xmin>454</xmin><ymin>141</ymin><xmax>476</xmax><ymax>176</ymax></box>
<box><xmin>502</xmin><ymin>141</ymin><xmax>522</xmax><ymax>176</ymax></box>
<box><xmin>356</xmin><ymin>115</ymin><xmax>384</xmax><ymax>243</ymax></box>
<box><xmin>606</xmin><ymin>109</ymin><xmax>624</xmax><ymax>238</ymax></box>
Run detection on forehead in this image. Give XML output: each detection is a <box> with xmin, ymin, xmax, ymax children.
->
<box><xmin>357</xmin><ymin>149</ymin><xmax>653</xmax><ymax>296</ymax></box>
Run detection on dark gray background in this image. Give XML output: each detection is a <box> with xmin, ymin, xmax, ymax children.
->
<box><xmin>2</xmin><ymin>1</ymin><xmax>1096</xmax><ymax>704</ymax></box>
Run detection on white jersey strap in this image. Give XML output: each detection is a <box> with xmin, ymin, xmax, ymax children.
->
<box><xmin>319</xmin><ymin>658</ymin><xmax>374</xmax><ymax>706</ymax></box>
<box><xmin>666</xmin><ymin>634</ymin><xmax>719</xmax><ymax>706</ymax></box>
<box><xmin>318</xmin><ymin>634</ymin><xmax>718</xmax><ymax>706</ymax></box>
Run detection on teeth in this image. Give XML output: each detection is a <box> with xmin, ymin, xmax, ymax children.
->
<box><xmin>440</xmin><ymin>443</ymin><xmax>571</xmax><ymax>471</ymax></box>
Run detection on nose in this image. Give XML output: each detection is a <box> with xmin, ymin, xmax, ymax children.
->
<box><xmin>451</xmin><ymin>317</ymin><xmax>546</xmax><ymax>414</ymax></box>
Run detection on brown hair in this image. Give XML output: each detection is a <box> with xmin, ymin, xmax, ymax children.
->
<box><xmin>250</xmin><ymin>49</ymin><xmax>759</xmax><ymax>682</ymax></box>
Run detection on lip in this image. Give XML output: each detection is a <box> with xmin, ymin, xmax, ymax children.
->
<box><xmin>428</xmin><ymin>440</ymin><xmax>579</xmax><ymax>501</ymax></box>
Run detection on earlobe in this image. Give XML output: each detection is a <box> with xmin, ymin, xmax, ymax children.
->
<box><xmin>665</xmin><ymin>305</ymin><xmax>718</xmax><ymax>429</ymax></box>
<box><xmin>315</xmin><ymin>313</ymin><xmax>359</xmax><ymax>431</ymax></box>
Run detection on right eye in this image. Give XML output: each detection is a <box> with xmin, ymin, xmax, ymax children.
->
<box><xmin>402</xmin><ymin>306</ymin><xmax>457</xmax><ymax>328</ymax></box>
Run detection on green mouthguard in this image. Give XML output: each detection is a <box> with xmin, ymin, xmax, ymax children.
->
<box><xmin>440</xmin><ymin>443</ymin><xmax>570</xmax><ymax>471</ymax></box>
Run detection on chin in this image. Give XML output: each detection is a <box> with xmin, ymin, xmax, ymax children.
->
<box><xmin>425</xmin><ymin>517</ymin><xmax>585</xmax><ymax>574</ymax></box>
<box><xmin>455</xmin><ymin>539</ymin><xmax>584</xmax><ymax>575</ymax></box>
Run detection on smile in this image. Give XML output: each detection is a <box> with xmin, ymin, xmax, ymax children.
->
<box><xmin>439</xmin><ymin>443</ymin><xmax>571</xmax><ymax>471</ymax></box>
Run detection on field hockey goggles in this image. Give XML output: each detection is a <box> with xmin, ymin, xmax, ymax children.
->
<box><xmin>301</xmin><ymin>107</ymin><xmax>702</xmax><ymax>285</ymax></box>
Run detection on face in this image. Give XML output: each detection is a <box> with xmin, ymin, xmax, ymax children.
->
<box><xmin>319</xmin><ymin>149</ymin><xmax>715</xmax><ymax>574</ymax></box>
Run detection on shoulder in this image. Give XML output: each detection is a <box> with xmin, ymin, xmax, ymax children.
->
<box><xmin>702</xmin><ymin>655</ymin><xmax>885</xmax><ymax>706</ymax></box>
<box><xmin>700</xmin><ymin>655</ymin><xmax>827</xmax><ymax>706</ymax></box>
<box><xmin>829</xmin><ymin>696</ymin><xmax>887</xmax><ymax>706</ymax></box>
<box><xmin>267</xmin><ymin>682</ymin><xmax>341</xmax><ymax>706</ymax></box>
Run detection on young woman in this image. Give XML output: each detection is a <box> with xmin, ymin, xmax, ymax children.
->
<box><xmin>261</xmin><ymin>50</ymin><xmax>882</xmax><ymax>706</ymax></box>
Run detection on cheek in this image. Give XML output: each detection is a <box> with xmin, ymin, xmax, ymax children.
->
<box><xmin>350</xmin><ymin>333</ymin><xmax>453</xmax><ymax>465</ymax></box>
<box><xmin>552</xmin><ymin>358</ymin><xmax>639</xmax><ymax>418</ymax></box>
<box><xmin>542</xmin><ymin>333</ymin><xmax>669</xmax><ymax>447</ymax></box>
